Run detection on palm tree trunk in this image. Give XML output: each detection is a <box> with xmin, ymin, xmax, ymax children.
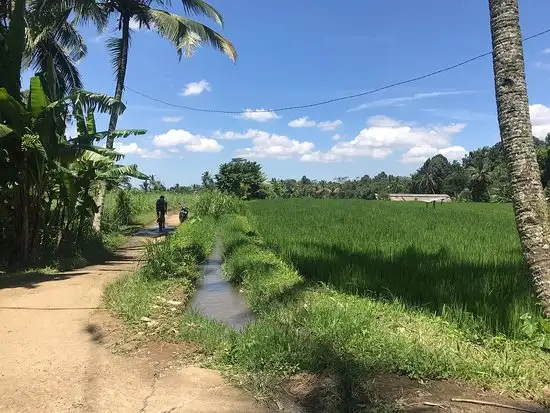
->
<box><xmin>92</xmin><ymin>14</ymin><xmax>131</xmax><ymax>231</ymax></box>
<box><xmin>4</xmin><ymin>0</ymin><xmax>25</xmax><ymax>97</ymax></box>
<box><xmin>489</xmin><ymin>0</ymin><xmax>550</xmax><ymax>316</ymax></box>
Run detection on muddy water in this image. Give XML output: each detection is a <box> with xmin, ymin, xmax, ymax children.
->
<box><xmin>190</xmin><ymin>241</ymin><xmax>253</xmax><ymax>331</ymax></box>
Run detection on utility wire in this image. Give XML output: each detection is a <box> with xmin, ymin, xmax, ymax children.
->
<box><xmin>125</xmin><ymin>27</ymin><xmax>550</xmax><ymax>114</ymax></box>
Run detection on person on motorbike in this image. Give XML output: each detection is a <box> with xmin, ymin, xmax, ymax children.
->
<box><xmin>179</xmin><ymin>204</ymin><xmax>189</xmax><ymax>223</ymax></box>
<box><xmin>156</xmin><ymin>195</ymin><xmax>167</xmax><ymax>231</ymax></box>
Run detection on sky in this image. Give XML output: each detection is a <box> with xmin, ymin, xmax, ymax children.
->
<box><xmin>58</xmin><ymin>0</ymin><xmax>550</xmax><ymax>186</ymax></box>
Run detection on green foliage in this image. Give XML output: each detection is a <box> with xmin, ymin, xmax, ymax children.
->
<box><xmin>249</xmin><ymin>199</ymin><xmax>539</xmax><ymax>337</ymax></box>
<box><xmin>104</xmin><ymin>217</ymin><xmax>216</xmax><ymax>324</ymax></box>
<box><xmin>215</xmin><ymin>158</ymin><xmax>267</xmax><ymax>200</ymax></box>
<box><xmin>0</xmin><ymin>72</ymin><xmax>146</xmax><ymax>265</ymax></box>
<box><xmin>411</xmin><ymin>154</ymin><xmax>452</xmax><ymax>194</ymax></box>
<box><xmin>195</xmin><ymin>190</ymin><xmax>244</xmax><ymax>219</ymax></box>
<box><xmin>209</xmin><ymin>206</ymin><xmax>550</xmax><ymax>403</ymax></box>
<box><xmin>114</xmin><ymin>190</ymin><xmax>132</xmax><ymax>226</ymax></box>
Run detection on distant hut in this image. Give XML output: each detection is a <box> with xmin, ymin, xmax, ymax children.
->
<box><xmin>387</xmin><ymin>194</ymin><xmax>452</xmax><ymax>203</ymax></box>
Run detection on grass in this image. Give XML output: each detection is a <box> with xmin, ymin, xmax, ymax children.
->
<box><xmin>207</xmin><ymin>205</ymin><xmax>550</xmax><ymax>406</ymax></box>
<box><xmin>248</xmin><ymin>199</ymin><xmax>537</xmax><ymax>338</ymax></box>
<box><xmin>104</xmin><ymin>216</ymin><xmax>216</xmax><ymax>327</ymax></box>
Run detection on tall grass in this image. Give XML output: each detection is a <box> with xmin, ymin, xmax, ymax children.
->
<box><xmin>217</xmin><ymin>212</ymin><xmax>550</xmax><ymax>404</ymax></box>
<box><xmin>195</xmin><ymin>190</ymin><xmax>244</xmax><ymax>219</ymax></box>
<box><xmin>249</xmin><ymin>199</ymin><xmax>538</xmax><ymax>338</ymax></box>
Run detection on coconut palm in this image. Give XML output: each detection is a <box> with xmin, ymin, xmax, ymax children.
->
<box><xmin>1</xmin><ymin>0</ymin><xmax>87</xmax><ymax>99</ymax></box>
<box><xmin>489</xmin><ymin>0</ymin><xmax>550</xmax><ymax>316</ymax></box>
<box><xmin>42</xmin><ymin>0</ymin><xmax>237</xmax><ymax>229</ymax></box>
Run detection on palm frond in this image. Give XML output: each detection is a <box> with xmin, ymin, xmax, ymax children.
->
<box><xmin>30</xmin><ymin>0</ymin><xmax>109</xmax><ymax>32</ymax></box>
<box><xmin>148</xmin><ymin>8</ymin><xmax>236</xmax><ymax>62</ymax></box>
<box><xmin>80</xmin><ymin>149</ymin><xmax>112</xmax><ymax>163</ymax></box>
<box><xmin>90</xmin><ymin>129</ymin><xmax>147</xmax><ymax>141</ymax></box>
<box><xmin>28</xmin><ymin>76</ymin><xmax>50</xmax><ymax>118</ymax></box>
<box><xmin>79</xmin><ymin>145</ymin><xmax>124</xmax><ymax>161</ymax></box>
<box><xmin>180</xmin><ymin>0</ymin><xmax>224</xmax><ymax>27</ymax></box>
<box><xmin>0</xmin><ymin>124</ymin><xmax>14</xmax><ymax>138</ymax></box>
<box><xmin>99</xmin><ymin>164</ymin><xmax>148</xmax><ymax>180</ymax></box>
<box><xmin>62</xmin><ymin>90</ymin><xmax>125</xmax><ymax>116</ymax></box>
<box><xmin>106</xmin><ymin>35</ymin><xmax>132</xmax><ymax>80</ymax></box>
<box><xmin>30</xmin><ymin>36</ymin><xmax>83</xmax><ymax>97</ymax></box>
<box><xmin>55</xmin><ymin>19</ymin><xmax>87</xmax><ymax>62</ymax></box>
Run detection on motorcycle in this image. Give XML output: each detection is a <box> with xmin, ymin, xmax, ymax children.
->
<box><xmin>179</xmin><ymin>206</ymin><xmax>189</xmax><ymax>223</ymax></box>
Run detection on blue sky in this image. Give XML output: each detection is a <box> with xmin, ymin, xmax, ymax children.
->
<box><xmin>64</xmin><ymin>0</ymin><xmax>550</xmax><ymax>186</ymax></box>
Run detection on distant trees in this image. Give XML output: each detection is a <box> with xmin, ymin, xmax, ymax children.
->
<box><xmin>201</xmin><ymin>171</ymin><xmax>215</xmax><ymax>189</ymax></box>
<box><xmin>489</xmin><ymin>0</ymin><xmax>550</xmax><ymax>316</ymax></box>
<box><xmin>214</xmin><ymin>158</ymin><xmax>267</xmax><ymax>200</ymax></box>
<box><xmin>205</xmin><ymin>136</ymin><xmax>550</xmax><ymax>203</ymax></box>
<box><xmin>140</xmin><ymin>175</ymin><xmax>165</xmax><ymax>192</ymax></box>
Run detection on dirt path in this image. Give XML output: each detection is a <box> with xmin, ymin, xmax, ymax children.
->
<box><xmin>0</xmin><ymin>214</ymin><xmax>269</xmax><ymax>413</ymax></box>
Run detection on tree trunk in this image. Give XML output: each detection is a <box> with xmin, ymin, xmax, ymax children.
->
<box><xmin>92</xmin><ymin>14</ymin><xmax>131</xmax><ymax>231</ymax></box>
<box><xmin>489</xmin><ymin>0</ymin><xmax>550</xmax><ymax>316</ymax></box>
<box><xmin>4</xmin><ymin>0</ymin><xmax>25</xmax><ymax>97</ymax></box>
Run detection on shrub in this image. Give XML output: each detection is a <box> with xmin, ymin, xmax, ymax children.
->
<box><xmin>195</xmin><ymin>190</ymin><xmax>244</xmax><ymax>219</ymax></box>
<box><xmin>115</xmin><ymin>190</ymin><xmax>133</xmax><ymax>225</ymax></box>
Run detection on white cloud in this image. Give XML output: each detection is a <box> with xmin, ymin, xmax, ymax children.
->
<box><xmin>300</xmin><ymin>151</ymin><xmax>342</xmax><ymax>163</ymax></box>
<box><xmin>114</xmin><ymin>142</ymin><xmax>166</xmax><ymax>159</ymax></box>
<box><xmin>128</xmin><ymin>18</ymin><xmax>156</xmax><ymax>31</ymax></box>
<box><xmin>535</xmin><ymin>62</ymin><xmax>550</xmax><ymax>70</ymax></box>
<box><xmin>332</xmin><ymin>133</ymin><xmax>342</xmax><ymax>141</ymax></box>
<box><xmin>129</xmin><ymin>18</ymin><xmax>141</xmax><ymax>30</ymax></box>
<box><xmin>186</xmin><ymin>138</ymin><xmax>223</xmax><ymax>152</ymax></box>
<box><xmin>214</xmin><ymin>129</ymin><xmax>270</xmax><ymax>140</ymax></box>
<box><xmin>530</xmin><ymin>104</ymin><xmax>550</xmax><ymax>138</ymax></box>
<box><xmin>401</xmin><ymin>145</ymin><xmax>467</xmax><ymax>164</ymax></box>
<box><xmin>161</xmin><ymin>116</ymin><xmax>183</xmax><ymax>123</ymax></box>
<box><xmin>439</xmin><ymin>145</ymin><xmax>468</xmax><ymax>161</ymax></box>
<box><xmin>327</xmin><ymin>115</ymin><xmax>465</xmax><ymax>160</ymax></box>
<box><xmin>348</xmin><ymin>91</ymin><xmax>476</xmax><ymax>112</ymax></box>
<box><xmin>543</xmin><ymin>48</ymin><xmax>550</xmax><ymax>54</ymax></box>
<box><xmin>317</xmin><ymin>120</ymin><xmax>343</xmax><ymax>131</ymax></box>
<box><xmin>235</xmin><ymin>133</ymin><xmax>314</xmax><ymax>160</ymax></box>
<box><xmin>238</xmin><ymin>109</ymin><xmax>281</xmax><ymax>122</ymax></box>
<box><xmin>288</xmin><ymin>117</ymin><xmax>316</xmax><ymax>128</ymax></box>
<box><xmin>153</xmin><ymin>129</ymin><xmax>223</xmax><ymax>152</ymax></box>
<box><xmin>180</xmin><ymin>80</ymin><xmax>211</xmax><ymax>96</ymax></box>
<box><xmin>288</xmin><ymin>117</ymin><xmax>343</xmax><ymax>131</ymax></box>
<box><xmin>330</xmin><ymin>144</ymin><xmax>392</xmax><ymax>159</ymax></box>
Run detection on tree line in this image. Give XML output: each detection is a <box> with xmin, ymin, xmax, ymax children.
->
<box><xmin>0</xmin><ymin>0</ymin><xmax>235</xmax><ymax>267</ymax></box>
<box><xmin>201</xmin><ymin>135</ymin><xmax>550</xmax><ymax>202</ymax></box>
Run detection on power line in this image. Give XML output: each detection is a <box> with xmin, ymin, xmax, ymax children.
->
<box><xmin>125</xmin><ymin>27</ymin><xmax>550</xmax><ymax>115</ymax></box>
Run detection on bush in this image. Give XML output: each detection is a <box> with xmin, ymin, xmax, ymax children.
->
<box><xmin>195</xmin><ymin>190</ymin><xmax>244</xmax><ymax>219</ymax></box>
<box><xmin>115</xmin><ymin>190</ymin><xmax>133</xmax><ymax>226</ymax></box>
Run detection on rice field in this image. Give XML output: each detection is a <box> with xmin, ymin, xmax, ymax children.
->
<box><xmin>248</xmin><ymin>199</ymin><xmax>539</xmax><ymax>337</ymax></box>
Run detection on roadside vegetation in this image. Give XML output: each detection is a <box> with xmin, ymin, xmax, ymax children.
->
<box><xmin>105</xmin><ymin>213</ymin><xmax>216</xmax><ymax>328</ymax></box>
<box><xmin>169</xmin><ymin>198</ymin><xmax>550</xmax><ymax>408</ymax></box>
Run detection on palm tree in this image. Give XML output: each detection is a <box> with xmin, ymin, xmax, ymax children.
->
<box><xmin>24</xmin><ymin>4</ymin><xmax>87</xmax><ymax>97</ymax></box>
<box><xmin>1</xmin><ymin>0</ymin><xmax>87</xmax><ymax>99</ymax></box>
<box><xmin>50</xmin><ymin>0</ymin><xmax>237</xmax><ymax>229</ymax></box>
<box><xmin>489</xmin><ymin>0</ymin><xmax>550</xmax><ymax>316</ymax></box>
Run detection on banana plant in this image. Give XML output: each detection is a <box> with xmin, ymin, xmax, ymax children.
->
<box><xmin>0</xmin><ymin>72</ymin><xmax>146</xmax><ymax>262</ymax></box>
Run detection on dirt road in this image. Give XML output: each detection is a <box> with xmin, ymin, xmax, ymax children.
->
<box><xmin>0</xmin><ymin>214</ymin><xmax>268</xmax><ymax>413</ymax></box>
